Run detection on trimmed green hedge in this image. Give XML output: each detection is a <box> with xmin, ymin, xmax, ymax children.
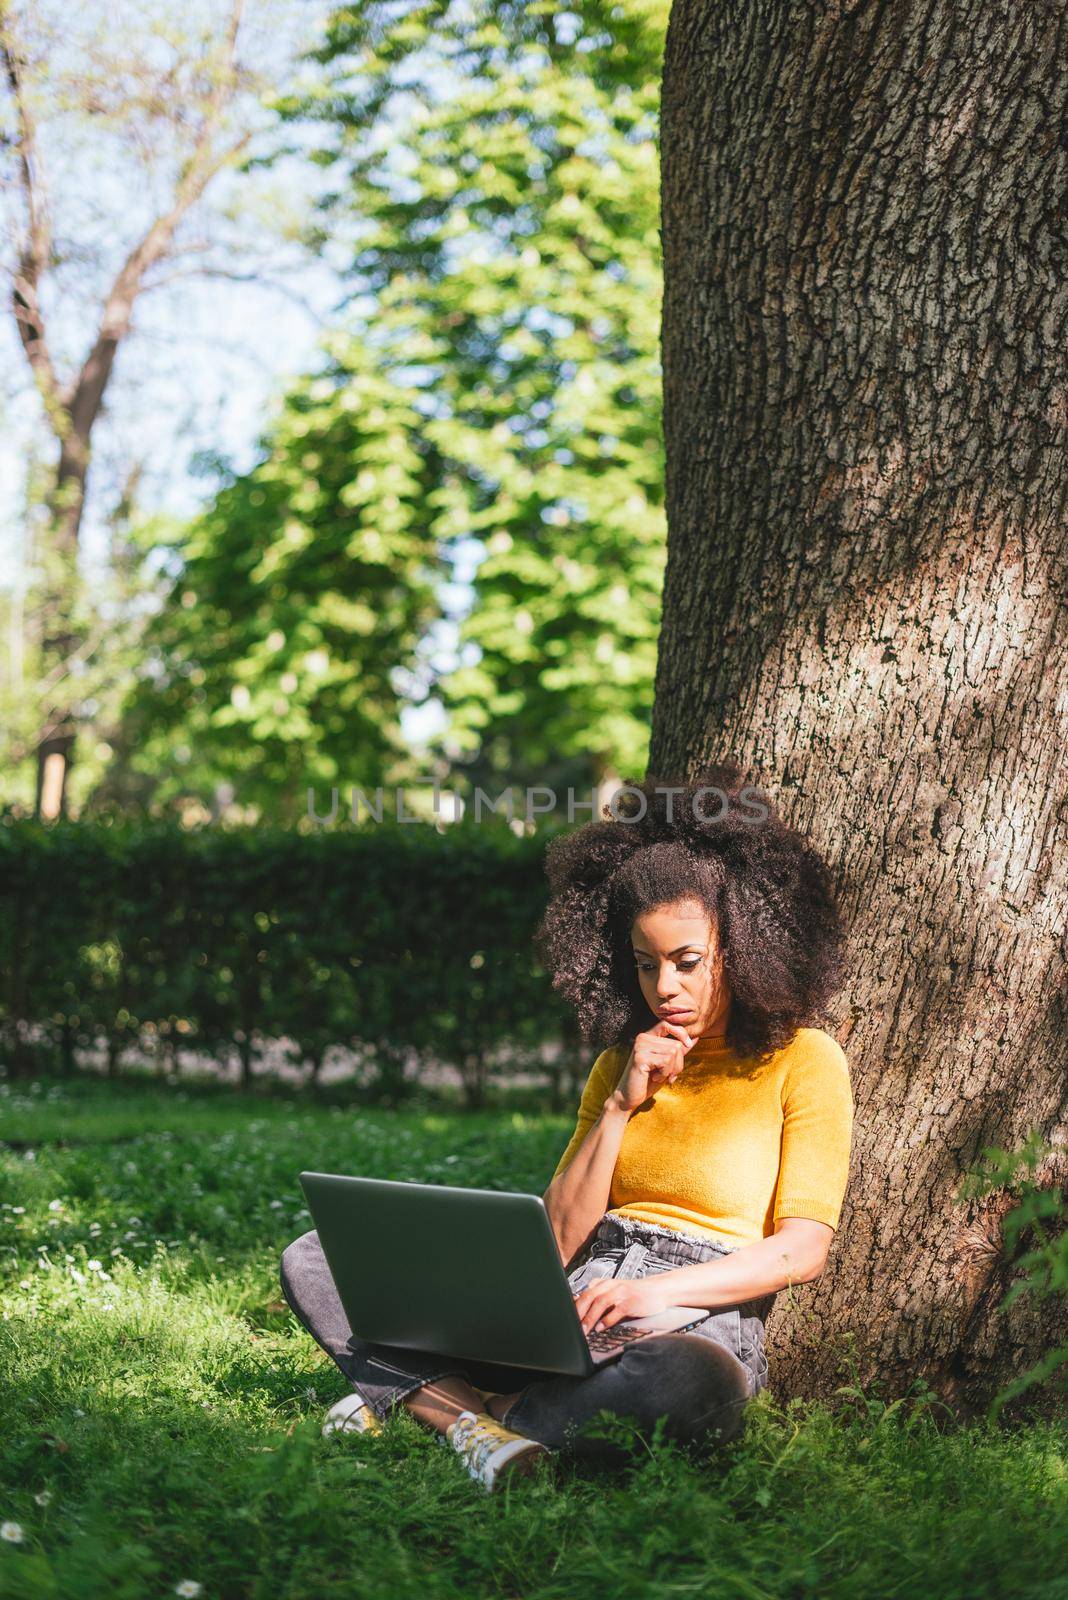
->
<box><xmin>0</xmin><ymin>818</ymin><xmax>584</xmax><ymax>1107</ymax></box>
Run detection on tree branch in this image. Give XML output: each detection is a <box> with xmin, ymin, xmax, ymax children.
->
<box><xmin>58</xmin><ymin>0</ymin><xmax>250</xmax><ymax>438</ymax></box>
<box><xmin>139</xmin><ymin>262</ymin><xmax>330</xmax><ymax>326</ymax></box>
<box><xmin>62</xmin><ymin>0</ymin><xmax>251</xmax><ymax>444</ymax></box>
<box><xmin>62</xmin><ymin>128</ymin><xmax>252</xmax><ymax>442</ymax></box>
<box><xmin>1</xmin><ymin>16</ymin><xmax>61</xmax><ymax>419</ymax></box>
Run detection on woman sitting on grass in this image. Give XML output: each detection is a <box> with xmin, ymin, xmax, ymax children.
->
<box><xmin>281</xmin><ymin>763</ymin><xmax>855</xmax><ymax>1490</ymax></box>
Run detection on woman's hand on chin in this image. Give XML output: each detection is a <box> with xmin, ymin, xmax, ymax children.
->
<box><xmin>610</xmin><ymin>1019</ymin><xmax>696</xmax><ymax>1114</ymax></box>
<box><xmin>572</xmin><ymin>1272</ymin><xmax>679</xmax><ymax>1333</ymax></box>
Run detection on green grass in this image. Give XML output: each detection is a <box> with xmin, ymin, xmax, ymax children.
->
<box><xmin>0</xmin><ymin>1077</ymin><xmax>1065</xmax><ymax>1600</ymax></box>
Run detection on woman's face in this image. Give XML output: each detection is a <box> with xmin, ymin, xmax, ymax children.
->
<box><xmin>630</xmin><ymin>899</ymin><xmax>730</xmax><ymax>1037</ymax></box>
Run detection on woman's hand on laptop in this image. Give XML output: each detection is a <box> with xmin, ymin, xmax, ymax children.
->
<box><xmin>572</xmin><ymin>1272</ymin><xmax>679</xmax><ymax>1334</ymax></box>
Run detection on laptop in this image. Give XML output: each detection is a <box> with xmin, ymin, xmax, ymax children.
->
<box><xmin>299</xmin><ymin>1171</ymin><xmax>710</xmax><ymax>1376</ymax></box>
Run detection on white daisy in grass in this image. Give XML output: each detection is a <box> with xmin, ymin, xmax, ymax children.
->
<box><xmin>1</xmin><ymin>1522</ymin><xmax>24</xmax><ymax>1543</ymax></box>
<box><xmin>174</xmin><ymin>1582</ymin><xmax>203</xmax><ymax>1597</ymax></box>
<box><xmin>34</xmin><ymin>1490</ymin><xmax>52</xmax><ymax>1506</ymax></box>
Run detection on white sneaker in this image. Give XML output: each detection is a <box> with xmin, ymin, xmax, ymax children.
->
<box><xmin>445</xmin><ymin>1409</ymin><xmax>550</xmax><ymax>1492</ymax></box>
<box><xmin>322</xmin><ymin>1391</ymin><xmax>384</xmax><ymax>1437</ymax></box>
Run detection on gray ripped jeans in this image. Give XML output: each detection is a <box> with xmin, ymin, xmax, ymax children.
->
<box><xmin>280</xmin><ymin>1211</ymin><xmax>773</xmax><ymax>1464</ymax></box>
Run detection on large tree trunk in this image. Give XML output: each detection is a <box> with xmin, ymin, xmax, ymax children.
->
<box><xmin>655</xmin><ymin>0</ymin><xmax>1066</xmax><ymax>1419</ymax></box>
<box><xmin>35</xmin><ymin>730</ymin><xmax>75</xmax><ymax>820</ymax></box>
<box><xmin>34</xmin><ymin>426</ymin><xmax>91</xmax><ymax>820</ymax></box>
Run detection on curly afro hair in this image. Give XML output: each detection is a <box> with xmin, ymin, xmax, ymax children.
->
<box><xmin>533</xmin><ymin>761</ymin><xmax>848</xmax><ymax>1064</ymax></box>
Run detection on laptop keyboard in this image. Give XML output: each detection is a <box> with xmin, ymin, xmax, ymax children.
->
<box><xmin>586</xmin><ymin>1324</ymin><xmax>654</xmax><ymax>1352</ymax></box>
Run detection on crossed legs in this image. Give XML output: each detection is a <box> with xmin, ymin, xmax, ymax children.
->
<box><xmin>280</xmin><ymin>1229</ymin><xmax>754</xmax><ymax>1464</ymax></box>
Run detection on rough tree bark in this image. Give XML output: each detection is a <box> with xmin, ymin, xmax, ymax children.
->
<box><xmin>654</xmin><ymin>0</ymin><xmax>1066</xmax><ymax>1419</ymax></box>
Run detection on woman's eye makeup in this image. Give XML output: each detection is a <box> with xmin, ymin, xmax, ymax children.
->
<box><xmin>634</xmin><ymin>957</ymin><xmax>701</xmax><ymax>972</ymax></box>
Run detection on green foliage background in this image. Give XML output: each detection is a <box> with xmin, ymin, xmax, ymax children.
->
<box><xmin>102</xmin><ymin>0</ymin><xmax>670</xmax><ymax>823</ymax></box>
<box><xmin>0</xmin><ymin>816</ymin><xmax>585</xmax><ymax>1107</ymax></box>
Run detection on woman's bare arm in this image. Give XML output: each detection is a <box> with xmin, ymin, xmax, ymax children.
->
<box><xmin>542</xmin><ymin>1093</ymin><xmax>632</xmax><ymax>1267</ymax></box>
<box><xmin>543</xmin><ymin>1018</ymin><xmax>695</xmax><ymax>1266</ymax></box>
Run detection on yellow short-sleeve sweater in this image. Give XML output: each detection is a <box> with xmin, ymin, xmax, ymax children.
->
<box><xmin>550</xmin><ymin>1026</ymin><xmax>854</xmax><ymax>1249</ymax></box>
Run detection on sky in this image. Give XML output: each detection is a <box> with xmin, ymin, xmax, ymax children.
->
<box><xmin>1</xmin><ymin>0</ymin><xmax>337</xmax><ymax>551</ymax></box>
<box><xmin>0</xmin><ymin>0</ymin><xmax>469</xmax><ymax>752</ymax></box>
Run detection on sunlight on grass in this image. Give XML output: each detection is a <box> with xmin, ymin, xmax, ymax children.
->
<box><xmin>1</xmin><ymin>1078</ymin><xmax>1065</xmax><ymax>1599</ymax></box>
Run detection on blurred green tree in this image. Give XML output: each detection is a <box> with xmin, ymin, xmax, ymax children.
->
<box><xmin>122</xmin><ymin>0</ymin><xmax>669</xmax><ymax>820</ymax></box>
<box><xmin>106</xmin><ymin>337</ymin><xmax>447</xmax><ymax>821</ymax></box>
